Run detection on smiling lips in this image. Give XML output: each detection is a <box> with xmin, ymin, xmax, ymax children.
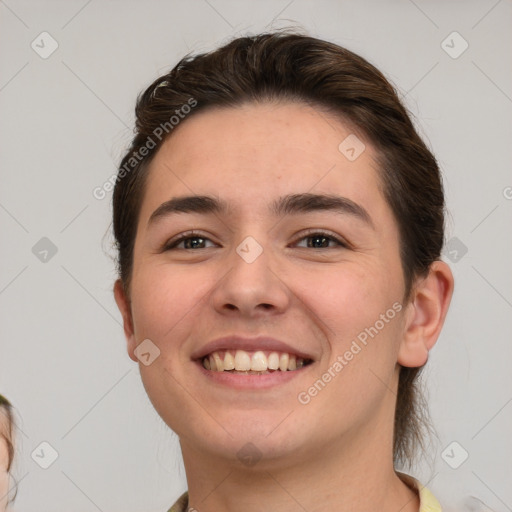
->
<box><xmin>194</xmin><ymin>336</ymin><xmax>315</xmax><ymax>376</ymax></box>
<box><xmin>203</xmin><ymin>349</ymin><xmax>313</xmax><ymax>374</ymax></box>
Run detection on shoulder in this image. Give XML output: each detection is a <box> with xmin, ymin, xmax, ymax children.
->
<box><xmin>167</xmin><ymin>490</ymin><xmax>189</xmax><ymax>512</ymax></box>
<box><xmin>397</xmin><ymin>472</ymin><xmax>443</xmax><ymax>512</ymax></box>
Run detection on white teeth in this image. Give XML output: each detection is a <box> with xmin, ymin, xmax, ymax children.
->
<box><xmin>223</xmin><ymin>352</ymin><xmax>235</xmax><ymax>370</ymax></box>
<box><xmin>202</xmin><ymin>349</ymin><xmax>310</xmax><ymax>373</ymax></box>
<box><xmin>213</xmin><ymin>353</ymin><xmax>224</xmax><ymax>372</ymax></box>
<box><xmin>268</xmin><ymin>352</ymin><xmax>280</xmax><ymax>370</ymax></box>
<box><xmin>279</xmin><ymin>353</ymin><xmax>289</xmax><ymax>372</ymax></box>
<box><xmin>234</xmin><ymin>350</ymin><xmax>251</xmax><ymax>371</ymax></box>
<box><xmin>251</xmin><ymin>351</ymin><xmax>267</xmax><ymax>371</ymax></box>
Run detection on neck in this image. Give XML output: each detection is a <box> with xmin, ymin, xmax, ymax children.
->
<box><xmin>179</xmin><ymin>411</ymin><xmax>420</xmax><ymax>512</ymax></box>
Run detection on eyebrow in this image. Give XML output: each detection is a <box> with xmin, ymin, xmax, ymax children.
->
<box><xmin>147</xmin><ymin>193</ymin><xmax>374</xmax><ymax>229</ymax></box>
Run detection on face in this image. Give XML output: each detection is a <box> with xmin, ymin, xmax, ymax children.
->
<box><xmin>0</xmin><ymin>412</ymin><xmax>11</xmax><ymax>511</ymax></box>
<box><xmin>117</xmin><ymin>101</ymin><xmax>411</xmax><ymax>468</ymax></box>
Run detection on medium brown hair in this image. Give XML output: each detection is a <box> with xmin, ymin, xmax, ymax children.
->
<box><xmin>113</xmin><ymin>30</ymin><xmax>444</xmax><ymax>467</ymax></box>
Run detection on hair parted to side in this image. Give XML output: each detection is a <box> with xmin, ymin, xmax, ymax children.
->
<box><xmin>113</xmin><ymin>29</ymin><xmax>445</xmax><ymax>469</ymax></box>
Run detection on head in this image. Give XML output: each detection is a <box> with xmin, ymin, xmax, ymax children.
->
<box><xmin>0</xmin><ymin>395</ymin><xmax>15</xmax><ymax>509</ymax></box>
<box><xmin>113</xmin><ymin>31</ymin><xmax>453</xmax><ymax>470</ymax></box>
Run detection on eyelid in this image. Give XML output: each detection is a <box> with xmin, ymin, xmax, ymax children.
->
<box><xmin>162</xmin><ymin>230</ymin><xmax>216</xmax><ymax>250</ymax></box>
<box><xmin>291</xmin><ymin>228</ymin><xmax>351</xmax><ymax>249</ymax></box>
<box><xmin>162</xmin><ymin>228</ymin><xmax>351</xmax><ymax>251</ymax></box>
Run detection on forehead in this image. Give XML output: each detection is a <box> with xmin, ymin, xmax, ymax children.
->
<box><xmin>138</xmin><ymin>101</ymin><xmax>391</xmax><ymax>225</ymax></box>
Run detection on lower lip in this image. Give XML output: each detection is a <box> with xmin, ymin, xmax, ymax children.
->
<box><xmin>194</xmin><ymin>360</ymin><xmax>314</xmax><ymax>390</ymax></box>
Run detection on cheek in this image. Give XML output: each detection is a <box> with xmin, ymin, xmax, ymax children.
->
<box><xmin>301</xmin><ymin>259</ymin><xmax>404</xmax><ymax>398</ymax></box>
<box><xmin>0</xmin><ymin>438</ymin><xmax>9</xmax><ymax>473</ymax></box>
<box><xmin>299</xmin><ymin>266</ymin><xmax>404</xmax><ymax>431</ymax></box>
<box><xmin>130</xmin><ymin>264</ymin><xmax>213</xmax><ymax>347</ymax></box>
<box><xmin>302</xmin><ymin>262</ymin><xmax>394</xmax><ymax>336</ymax></box>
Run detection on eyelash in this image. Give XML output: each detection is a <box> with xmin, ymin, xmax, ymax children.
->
<box><xmin>163</xmin><ymin>229</ymin><xmax>349</xmax><ymax>251</ymax></box>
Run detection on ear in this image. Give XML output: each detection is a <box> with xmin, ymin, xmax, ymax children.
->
<box><xmin>113</xmin><ymin>279</ymin><xmax>138</xmax><ymax>362</ymax></box>
<box><xmin>398</xmin><ymin>260</ymin><xmax>454</xmax><ymax>367</ymax></box>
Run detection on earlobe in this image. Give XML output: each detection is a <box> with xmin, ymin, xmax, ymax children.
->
<box><xmin>397</xmin><ymin>261</ymin><xmax>454</xmax><ymax>368</ymax></box>
<box><xmin>113</xmin><ymin>279</ymin><xmax>138</xmax><ymax>362</ymax></box>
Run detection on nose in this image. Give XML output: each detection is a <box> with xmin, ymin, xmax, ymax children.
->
<box><xmin>210</xmin><ymin>236</ymin><xmax>291</xmax><ymax>318</ymax></box>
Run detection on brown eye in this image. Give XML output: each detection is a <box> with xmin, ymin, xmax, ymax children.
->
<box><xmin>294</xmin><ymin>231</ymin><xmax>348</xmax><ymax>249</ymax></box>
<box><xmin>162</xmin><ymin>231</ymin><xmax>217</xmax><ymax>251</ymax></box>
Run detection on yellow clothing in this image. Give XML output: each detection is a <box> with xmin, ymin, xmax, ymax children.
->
<box><xmin>167</xmin><ymin>472</ymin><xmax>442</xmax><ymax>511</ymax></box>
<box><xmin>399</xmin><ymin>472</ymin><xmax>443</xmax><ymax>512</ymax></box>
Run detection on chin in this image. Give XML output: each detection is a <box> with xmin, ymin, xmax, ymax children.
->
<box><xmin>188</xmin><ymin>414</ymin><xmax>315</xmax><ymax>466</ymax></box>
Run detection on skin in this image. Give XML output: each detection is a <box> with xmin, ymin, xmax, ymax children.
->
<box><xmin>0</xmin><ymin>411</ymin><xmax>11</xmax><ymax>511</ymax></box>
<box><xmin>114</xmin><ymin>101</ymin><xmax>453</xmax><ymax>512</ymax></box>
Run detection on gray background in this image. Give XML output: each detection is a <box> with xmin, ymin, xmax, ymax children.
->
<box><xmin>1</xmin><ymin>1</ymin><xmax>511</xmax><ymax>511</ymax></box>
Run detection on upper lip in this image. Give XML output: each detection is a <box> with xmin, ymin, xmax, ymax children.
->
<box><xmin>191</xmin><ymin>335</ymin><xmax>316</xmax><ymax>361</ymax></box>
